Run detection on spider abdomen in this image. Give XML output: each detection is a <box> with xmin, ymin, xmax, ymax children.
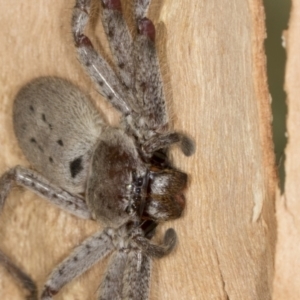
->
<box><xmin>13</xmin><ymin>77</ymin><xmax>104</xmax><ymax>194</ymax></box>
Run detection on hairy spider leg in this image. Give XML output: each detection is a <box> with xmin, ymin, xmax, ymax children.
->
<box><xmin>72</xmin><ymin>0</ymin><xmax>132</xmax><ymax>115</ymax></box>
<box><xmin>0</xmin><ymin>250</ymin><xmax>37</xmax><ymax>300</ymax></box>
<box><xmin>41</xmin><ymin>229</ymin><xmax>115</xmax><ymax>300</ymax></box>
<box><xmin>0</xmin><ymin>166</ymin><xmax>91</xmax><ymax>219</ymax></box>
<box><xmin>0</xmin><ymin>166</ymin><xmax>93</xmax><ymax>299</ymax></box>
<box><xmin>101</xmin><ymin>0</ymin><xmax>134</xmax><ymax>89</ymax></box>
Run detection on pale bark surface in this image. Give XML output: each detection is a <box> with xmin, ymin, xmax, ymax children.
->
<box><xmin>0</xmin><ymin>0</ymin><xmax>276</xmax><ymax>299</ymax></box>
<box><xmin>273</xmin><ymin>1</ymin><xmax>300</xmax><ymax>299</ymax></box>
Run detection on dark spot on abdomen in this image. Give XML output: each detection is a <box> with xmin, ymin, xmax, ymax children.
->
<box><xmin>70</xmin><ymin>156</ymin><xmax>83</xmax><ymax>178</ymax></box>
<box><xmin>30</xmin><ymin>137</ymin><xmax>43</xmax><ymax>152</ymax></box>
<box><xmin>42</xmin><ymin>113</ymin><xmax>53</xmax><ymax>130</ymax></box>
<box><xmin>57</xmin><ymin>139</ymin><xmax>64</xmax><ymax>146</ymax></box>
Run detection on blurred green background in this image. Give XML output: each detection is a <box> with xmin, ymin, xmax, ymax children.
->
<box><xmin>264</xmin><ymin>0</ymin><xmax>291</xmax><ymax>190</ymax></box>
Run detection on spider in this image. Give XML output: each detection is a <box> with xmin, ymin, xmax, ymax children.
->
<box><xmin>0</xmin><ymin>0</ymin><xmax>194</xmax><ymax>299</ymax></box>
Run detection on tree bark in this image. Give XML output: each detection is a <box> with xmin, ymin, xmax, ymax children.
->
<box><xmin>0</xmin><ymin>0</ymin><xmax>276</xmax><ymax>299</ymax></box>
<box><xmin>273</xmin><ymin>1</ymin><xmax>300</xmax><ymax>299</ymax></box>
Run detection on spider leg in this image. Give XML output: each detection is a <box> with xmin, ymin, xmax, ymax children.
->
<box><xmin>142</xmin><ymin>132</ymin><xmax>195</xmax><ymax>157</ymax></box>
<box><xmin>134</xmin><ymin>0</ymin><xmax>151</xmax><ymax>19</ymax></box>
<box><xmin>133</xmin><ymin>228</ymin><xmax>177</xmax><ymax>258</ymax></box>
<box><xmin>0</xmin><ymin>250</ymin><xmax>37</xmax><ymax>300</ymax></box>
<box><xmin>122</xmin><ymin>251</ymin><xmax>151</xmax><ymax>300</ymax></box>
<box><xmin>132</xmin><ymin>12</ymin><xmax>168</xmax><ymax>133</ymax></box>
<box><xmin>0</xmin><ymin>167</ymin><xmax>91</xmax><ymax>298</ymax></box>
<box><xmin>101</xmin><ymin>0</ymin><xmax>134</xmax><ymax>89</ymax></box>
<box><xmin>0</xmin><ymin>166</ymin><xmax>91</xmax><ymax>219</ymax></box>
<box><xmin>98</xmin><ymin>250</ymin><xmax>128</xmax><ymax>300</ymax></box>
<box><xmin>72</xmin><ymin>0</ymin><xmax>131</xmax><ymax>115</ymax></box>
<box><xmin>41</xmin><ymin>228</ymin><xmax>115</xmax><ymax>300</ymax></box>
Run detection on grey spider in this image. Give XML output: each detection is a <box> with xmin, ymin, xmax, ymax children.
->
<box><xmin>0</xmin><ymin>0</ymin><xmax>194</xmax><ymax>299</ymax></box>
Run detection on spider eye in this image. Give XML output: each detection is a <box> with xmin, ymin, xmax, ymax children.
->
<box><xmin>137</xmin><ymin>178</ymin><xmax>143</xmax><ymax>186</ymax></box>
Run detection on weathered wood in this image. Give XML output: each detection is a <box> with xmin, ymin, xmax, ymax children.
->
<box><xmin>273</xmin><ymin>1</ymin><xmax>300</xmax><ymax>298</ymax></box>
<box><xmin>0</xmin><ymin>0</ymin><xmax>276</xmax><ymax>299</ymax></box>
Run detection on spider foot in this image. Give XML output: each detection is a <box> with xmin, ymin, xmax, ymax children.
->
<box><xmin>138</xmin><ymin>17</ymin><xmax>156</xmax><ymax>42</ymax></box>
<box><xmin>163</xmin><ymin>228</ymin><xmax>177</xmax><ymax>255</ymax></box>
